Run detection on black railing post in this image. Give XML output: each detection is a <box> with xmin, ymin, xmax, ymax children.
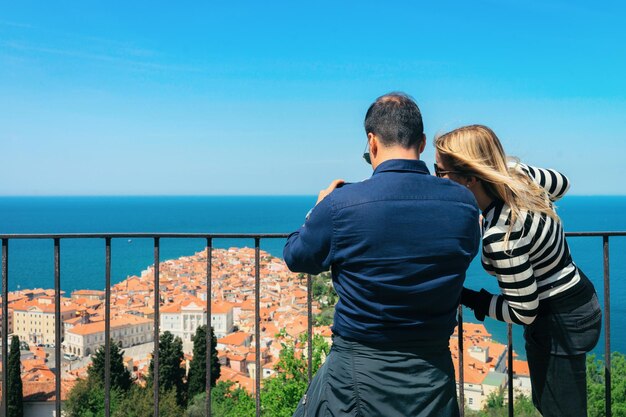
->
<box><xmin>307</xmin><ymin>274</ymin><xmax>313</xmax><ymax>384</ymax></box>
<box><xmin>153</xmin><ymin>237</ymin><xmax>160</xmax><ymax>417</ymax></box>
<box><xmin>254</xmin><ymin>237</ymin><xmax>261</xmax><ymax>417</ymax></box>
<box><xmin>458</xmin><ymin>306</ymin><xmax>464</xmax><ymax>417</ymax></box>
<box><xmin>205</xmin><ymin>238</ymin><xmax>213</xmax><ymax>417</ymax></box>
<box><xmin>507</xmin><ymin>323</ymin><xmax>514</xmax><ymax>417</ymax></box>
<box><xmin>54</xmin><ymin>238</ymin><xmax>62</xmax><ymax>417</ymax></box>
<box><xmin>1</xmin><ymin>239</ymin><xmax>8</xmax><ymax>417</ymax></box>
<box><xmin>104</xmin><ymin>237</ymin><xmax>112</xmax><ymax>417</ymax></box>
<box><xmin>603</xmin><ymin>235</ymin><xmax>612</xmax><ymax>417</ymax></box>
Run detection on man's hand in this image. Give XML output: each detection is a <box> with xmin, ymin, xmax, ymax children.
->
<box><xmin>316</xmin><ymin>179</ymin><xmax>345</xmax><ymax>205</ymax></box>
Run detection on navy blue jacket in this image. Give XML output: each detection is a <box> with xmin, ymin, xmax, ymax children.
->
<box><xmin>284</xmin><ymin>159</ymin><xmax>481</xmax><ymax>343</ymax></box>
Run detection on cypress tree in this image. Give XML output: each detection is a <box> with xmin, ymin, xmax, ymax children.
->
<box><xmin>8</xmin><ymin>336</ymin><xmax>23</xmax><ymax>417</ymax></box>
<box><xmin>88</xmin><ymin>339</ymin><xmax>132</xmax><ymax>391</ymax></box>
<box><xmin>149</xmin><ymin>331</ymin><xmax>187</xmax><ymax>407</ymax></box>
<box><xmin>187</xmin><ymin>325</ymin><xmax>221</xmax><ymax>399</ymax></box>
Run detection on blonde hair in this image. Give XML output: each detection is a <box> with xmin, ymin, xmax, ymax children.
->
<box><xmin>434</xmin><ymin>125</ymin><xmax>558</xmax><ymax>248</ymax></box>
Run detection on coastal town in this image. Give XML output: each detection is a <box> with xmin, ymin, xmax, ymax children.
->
<box><xmin>1</xmin><ymin>247</ymin><xmax>531</xmax><ymax>414</ymax></box>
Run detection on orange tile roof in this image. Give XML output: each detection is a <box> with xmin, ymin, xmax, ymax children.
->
<box><xmin>11</xmin><ymin>298</ymin><xmax>79</xmax><ymax>314</ymax></box>
<box><xmin>65</xmin><ymin>317</ymin><xmax>84</xmax><ymax>325</ymax></box>
<box><xmin>261</xmin><ymin>322</ymin><xmax>280</xmax><ymax>337</ymax></box>
<box><xmin>212</xmin><ymin>301</ymin><xmax>234</xmax><ymax>314</ymax></box>
<box><xmin>161</xmin><ymin>303</ymin><xmax>182</xmax><ymax>313</ymax></box>
<box><xmin>72</xmin><ymin>290</ymin><xmax>105</xmax><ymax>296</ymax></box>
<box><xmin>449</xmin><ymin>322</ymin><xmax>511</xmax><ymax>385</ymax></box>
<box><xmin>218</xmin><ymin>366</ymin><xmax>255</xmax><ymax>393</ymax></box>
<box><xmin>69</xmin><ymin>315</ymin><xmax>151</xmax><ymax>336</ymax></box>
<box><xmin>20</xmin><ymin>380</ymin><xmax>75</xmax><ymax>402</ymax></box>
<box><xmin>513</xmin><ymin>360</ymin><xmax>530</xmax><ymax>376</ymax></box>
<box><xmin>218</xmin><ymin>332</ymin><xmax>251</xmax><ymax>346</ymax></box>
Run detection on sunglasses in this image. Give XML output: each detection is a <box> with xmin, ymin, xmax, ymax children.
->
<box><xmin>363</xmin><ymin>141</ymin><xmax>371</xmax><ymax>165</ymax></box>
<box><xmin>433</xmin><ymin>163</ymin><xmax>462</xmax><ymax>178</ymax></box>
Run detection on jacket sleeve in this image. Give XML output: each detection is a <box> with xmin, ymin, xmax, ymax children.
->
<box><xmin>283</xmin><ymin>197</ymin><xmax>334</xmax><ymax>275</ymax></box>
<box><xmin>514</xmin><ymin>162</ymin><xmax>570</xmax><ymax>201</ymax></box>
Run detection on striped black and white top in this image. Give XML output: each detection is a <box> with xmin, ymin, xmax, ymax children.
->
<box><xmin>480</xmin><ymin>162</ymin><xmax>577</xmax><ymax>325</ymax></box>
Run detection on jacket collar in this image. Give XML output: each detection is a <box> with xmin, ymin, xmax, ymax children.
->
<box><xmin>372</xmin><ymin>159</ymin><xmax>430</xmax><ymax>176</ymax></box>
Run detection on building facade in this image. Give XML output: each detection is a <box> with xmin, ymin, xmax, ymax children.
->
<box><xmin>64</xmin><ymin>315</ymin><xmax>153</xmax><ymax>357</ymax></box>
<box><xmin>12</xmin><ymin>297</ymin><xmax>78</xmax><ymax>345</ymax></box>
<box><xmin>161</xmin><ymin>299</ymin><xmax>234</xmax><ymax>341</ymax></box>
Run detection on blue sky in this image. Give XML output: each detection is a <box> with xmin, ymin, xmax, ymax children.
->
<box><xmin>1</xmin><ymin>1</ymin><xmax>625</xmax><ymax>195</ymax></box>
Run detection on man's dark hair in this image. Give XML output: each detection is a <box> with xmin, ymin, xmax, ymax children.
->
<box><xmin>364</xmin><ymin>92</ymin><xmax>424</xmax><ymax>148</ymax></box>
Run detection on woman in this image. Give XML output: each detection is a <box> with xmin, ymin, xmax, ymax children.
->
<box><xmin>434</xmin><ymin>125</ymin><xmax>601</xmax><ymax>417</ymax></box>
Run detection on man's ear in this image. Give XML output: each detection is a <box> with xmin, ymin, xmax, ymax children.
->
<box><xmin>418</xmin><ymin>134</ymin><xmax>426</xmax><ymax>154</ymax></box>
<box><xmin>368</xmin><ymin>133</ymin><xmax>378</xmax><ymax>156</ymax></box>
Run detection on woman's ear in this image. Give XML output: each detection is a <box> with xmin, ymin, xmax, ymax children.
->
<box><xmin>466</xmin><ymin>176</ymin><xmax>479</xmax><ymax>189</ymax></box>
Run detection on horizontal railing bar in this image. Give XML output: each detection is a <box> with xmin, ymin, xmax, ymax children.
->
<box><xmin>0</xmin><ymin>233</ymin><xmax>291</xmax><ymax>239</ymax></box>
<box><xmin>1</xmin><ymin>231</ymin><xmax>625</xmax><ymax>240</ymax></box>
<box><xmin>565</xmin><ymin>231</ymin><xmax>626</xmax><ymax>237</ymax></box>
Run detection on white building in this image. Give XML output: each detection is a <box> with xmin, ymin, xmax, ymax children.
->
<box><xmin>210</xmin><ymin>301</ymin><xmax>235</xmax><ymax>338</ymax></box>
<box><xmin>63</xmin><ymin>314</ymin><xmax>153</xmax><ymax>357</ymax></box>
<box><xmin>512</xmin><ymin>359</ymin><xmax>532</xmax><ymax>397</ymax></box>
<box><xmin>161</xmin><ymin>298</ymin><xmax>234</xmax><ymax>341</ymax></box>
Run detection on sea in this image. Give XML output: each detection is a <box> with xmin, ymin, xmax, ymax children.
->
<box><xmin>1</xmin><ymin>195</ymin><xmax>625</xmax><ymax>359</ymax></box>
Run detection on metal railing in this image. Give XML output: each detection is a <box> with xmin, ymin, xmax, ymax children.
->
<box><xmin>0</xmin><ymin>231</ymin><xmax>624</xmax><ymax>417</ymax></box>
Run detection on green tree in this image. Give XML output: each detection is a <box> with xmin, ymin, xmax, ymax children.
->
<box><xmin>314</xmin><ymin>308</ymin><xmax>334</xmax><ymax>326</ymax></box>
<box><xmin>311</xmin><ymin>272</ymin><xmax>337</xmax><ymax>326</ymax></box>
<box><xmin>187</xmin><ymin>325</ymin><xmax>221</xmax><ymax>400</ymax></box>
<box><xmin>463</xmin><ymin>390</ymin><xmax>540</xmax><ymax>417</ymax></box>
<box><xmin>587</xmin><ymin>352</ymin><xmax>626</xmax><ymax>417</ymax></box>
<box><xmin>513</xmin><ymin>394</ymin><xmax>541</xmax><ymax>417</ymax></box>
<box><xmin>88</xmin><ymin>339</ymin><xmax>132</xmax><ymax>392</ymax></box>
<box><xmin>484</xmin><ymin>387</ymin><xmax>505</xmax><ymax>410</ymax></box>
<box><xmin>64</xmin><ymin>340</ymin><xmax>131</xmax><ymax>417</ymax></box>
<box><xmin>149</xmin><ymin>331</ymin><xmax>187</xmax><ymax>407</ymax></box>
<box><xmin>8</xmin><ymin>336</ymin><xmax>23</xmax><ymax>417</ymax></box>
<box><xmin>260</xmin><ymin>333</ymin><xmax>330</xmax><ymax>417</ymax></box>
<box><xmin>64</xmin><ymin>379</ymin><xmax>123</xmax><ymax>417</ymax></box>
<box><xmin>113</xmin><ymin>385</ymin><xmax>182</xmax><ymax>417</ymax></box>
<box><xmin>185</xmin><ymin>381</ymin><xmax>255</xmax><ymax>417</ymax></box>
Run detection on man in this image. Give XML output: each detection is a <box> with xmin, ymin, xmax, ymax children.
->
<box><xmin>284</xmin><ymin>93</ymin><xmax>481</xmax><ymax>417</ymax></box>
